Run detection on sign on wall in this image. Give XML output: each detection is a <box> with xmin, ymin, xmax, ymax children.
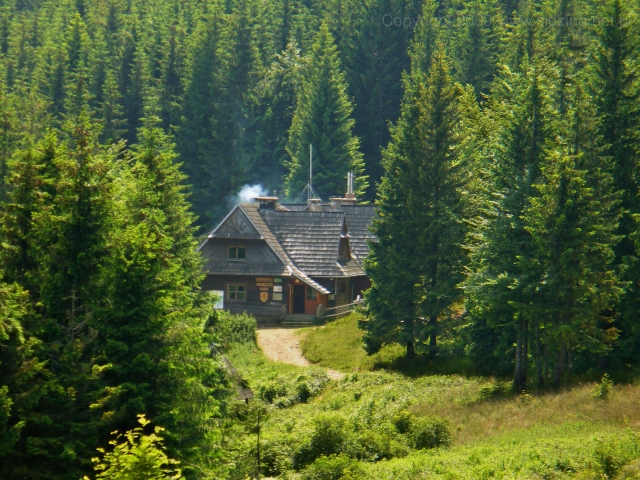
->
<box><xmin>208</xmin><ymin>290</ymin><xmax>224</xmax><ymax>309</ymax></box>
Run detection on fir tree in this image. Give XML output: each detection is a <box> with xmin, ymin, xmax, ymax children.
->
<box><xmin>342</xmin><ymin>0</ymin><xmax>420</xmax><ymax>198</ymax></box>
<box><xmin>464</xmin><ymin>60</ymin><xmax>554</xmax><ymax>390</ymax></box>
<box><xmin>99</xmin><ymin>69</ymin><xmax>125</xmax><ymax>143</ymax></box>
<box><xmin>451</xmin><ymin>0</ymin><xmax>503</xmax><ymax>98</ymax></box>
<box><xmin>252</xmin><ymin>39</ymin><xmax>302</xmax><ymax>193</ymax></box>
<box><xmin>585</xmin><ymin>0</ymin><xmax>640</xmax><ymax>366</ymax></box>
<box><xmin>362</xmin><ymin>48</ymin><xmax>464</xmax><ymax>359</ymax></box>
<box><xmin>178</xmin><ymin>9</ymin><xmax>236</xmax><ymax>229</ymax></box>
<box><xmin>285</xmin><ymin>23</ymin><xmax>366</xmax><ymax>200</ymax></box>
<box><xmin>92</xmin><ymin>119</ymin><xmax>226</xmax><ymax>477</ymax></box>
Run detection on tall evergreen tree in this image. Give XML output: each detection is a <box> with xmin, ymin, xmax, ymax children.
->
<box><xmin>464</xmin><ymin>60</ymin><xmax>553</xmax><ymax>390</ymax></box>
<box><xmin>252</xmin><ymin>39</ymin><xmax>302</xmax><ymax>193</ymax></box>
<box><xmin>450</xmin><ymin>0</ymin><xmax>503</xmax><ymax>98</ymax></box>
<box><xmin>92</xmin><ymin>120</ymin><xmax>226</xmax><ymax>478</ymax></box>
<box><xmin>178</xmin><ymin>9</ymin><xmax>236</xmax><ymax>229</ymax></box>
<box><xmin>342</xmin><ymin>0</ymin><xmax>422</xmax><ymax>198</ymax></box>
<box><xmin>362</xmin><ymin>48</ymin><xmax>463</xmax><ymax>359</ymax></box>
<box><xmin>284</xmin><ymin>23</ymin><xmax>366</xmax><ymax>200</ymax></box>
<box><xmin>586</xmin><ymin>0</ymin><xmax>640</xmax><ymax>363</ymax></box>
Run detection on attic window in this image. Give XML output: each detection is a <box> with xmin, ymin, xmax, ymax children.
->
<box><xmin>227</xmin><ymin>246</ymin><xmax>246</xmax><ymax>261</ymax></box>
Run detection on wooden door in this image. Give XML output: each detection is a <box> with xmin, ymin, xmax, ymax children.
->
<box><xmin>292</xmin><ymin>285</ymin><xmax>305</xmax><ymax>314</ymax></box>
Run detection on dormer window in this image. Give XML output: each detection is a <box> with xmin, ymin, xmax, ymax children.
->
<box><xmin>338</xmin><ymin>237</ymin><xmax>350</xmax><ymax>261</ymax></box>
<box><xmin>227</xmin><ymin>246</ymin><xmax>246</xmax><ymax>261</ymax></box>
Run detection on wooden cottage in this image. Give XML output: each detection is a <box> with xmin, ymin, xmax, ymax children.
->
<box><xmin>198</xmin><ymin>195</ymin><xmax>375</xmax><ymax>321</ymax></box>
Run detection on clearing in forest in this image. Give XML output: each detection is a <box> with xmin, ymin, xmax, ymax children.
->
<box><xmin>256</xmin><ymin>326</ymin><xmax>344</xmax><ymax>379</ymax></box>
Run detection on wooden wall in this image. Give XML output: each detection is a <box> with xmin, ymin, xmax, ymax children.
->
<box><xmin>202</xmin><ymin>274</ymin><xmax>287</xmax><ymax>319</ymax></box>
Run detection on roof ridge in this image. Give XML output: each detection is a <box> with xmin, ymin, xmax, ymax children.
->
<box><xmin>239</xmin><ymin>204</ymin><xmax>331</xmax><ymax>294</ymax></box>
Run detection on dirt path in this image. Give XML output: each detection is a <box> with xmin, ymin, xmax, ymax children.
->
<box><xmin>257</xmin><ymin>327</ymin><xmax>344</xmax><ymax>380</ymax></box>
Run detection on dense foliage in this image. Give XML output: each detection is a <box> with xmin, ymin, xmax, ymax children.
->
<box><xmin>363</xmin><ymin>0</ymin><xmax>640</xmax><ymax>392</ymax></box>
<box><xmin>0</xmin><ymin>0</ymin><xmax>640</xmax><ymax>477</ymax></box>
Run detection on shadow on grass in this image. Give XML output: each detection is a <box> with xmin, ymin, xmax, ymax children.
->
<box><xmin>372</xmin><ymin>353</ymin><xmax>478</xmax><ymax>378</ymax></box>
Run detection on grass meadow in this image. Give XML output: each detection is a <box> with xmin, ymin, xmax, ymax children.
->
<box><xmin>224</xmin><ymin>314</ymin><xmax>640</xmax><ymax>479</ymax></box>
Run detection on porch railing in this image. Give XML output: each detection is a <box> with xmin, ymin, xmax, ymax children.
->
<box><xmin>316</xmin><ymin>298</ymin><xmax>363</xmax><ymax>320</ymax></box>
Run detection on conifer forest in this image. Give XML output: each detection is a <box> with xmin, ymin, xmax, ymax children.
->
<box><xmin>1</xmin><ymin>0</ymin><xmax>640</xmax><ymax>478</ymax></box>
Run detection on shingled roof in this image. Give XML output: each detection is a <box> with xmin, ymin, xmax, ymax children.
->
<box><xmin>199</xmin><ymin>200</ymin><xmax>375</xmax><ymax>289</ymax></box>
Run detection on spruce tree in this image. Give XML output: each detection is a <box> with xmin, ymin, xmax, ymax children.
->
<box><xmin>284</xmin><ymin>22</ymin><xmax>366</xmax><ymax>201</ymax></box>
<box><xmin>451</xmin><ymin>0</ymin><xmax>503</xmax><ymax>98</ymax></box>
<box><xmin>0</xmin><ymin>72</ymin><xmax>17</xmax><ymax>200</ymax></box>
<box><xmin>92</xmin><ymin>119</ymin><xmax>226</xmax><ymax>477</ymax></box>
<box><xmin>0</xmin><ymin>114</ymin><xmax>114</xmax><ymax>477</ymax></box>
<box><xmin>342</xmin><ymin>0</ymin><xmax>422</xmax><ymax>198</ymax></box>
<box><xmin>99</xmin><ymin>69</ymin><xmax>125</xmax><ymax>143</ymax></box>
<box><xmin>178</xmin><ymin>10</ymin><xmax>236</xmax><ymax>229</ymax></box>
<box><xmin>252</xmin><ymin>39</ymin><xmax>302</xmax><ymax>192</ymax></box>
<box><xmin>586</xmin><ymin>0</ymin><xmax>640</xmax><ymax>364</ymax></box>
<box><xmin>464</xmin><ymin>60</ymin><xmax>553</xmax><ymax>390</ymax></box>
<box><xmin>523</xmin><ymin>147</ymin><xmax>622</xmax><ymax>384</ymax></box>
<box><xmin>362</xmin><ymin>48</ymin><xmax>464</xmax><ymax>359</ymax></box>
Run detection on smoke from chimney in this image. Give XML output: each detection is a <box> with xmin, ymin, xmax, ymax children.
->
<box><xmin>237</xmin><ymin>184</ymin><xmax>268</xmax><ymax>203</ymax></box>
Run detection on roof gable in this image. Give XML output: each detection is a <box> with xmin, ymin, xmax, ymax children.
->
<box><xmin>210</xmin><ymin>205</ymin><xmax>262</xmax><ymax>239</ymax></box>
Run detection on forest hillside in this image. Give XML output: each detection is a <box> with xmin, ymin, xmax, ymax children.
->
<box><xmin>1</xmin><ymin>0</ymin><xmax>640</xmax><ymax>478</ymax></box>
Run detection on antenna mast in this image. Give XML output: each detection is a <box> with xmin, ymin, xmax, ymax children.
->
<box><xmin>309</xmin><ymin>144</ymin><xmax>313</xmax><ymax>203</ymax></box>
<box><xmin>293</xmin><ymin>143</ymin><xmax>320</xmax><ymax>204</ymax></box>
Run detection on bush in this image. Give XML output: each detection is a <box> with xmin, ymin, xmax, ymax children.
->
<box><xmin>344</xmin><ymin>429</ymin><xmax>406</xmax><ymax>462</ymax></box>
<box><xmin>259</xmin><ymin>371</ymin><xmax>329</xmax><ymax>407</ymax></box>
<box><xmin>392</xmin><ymin>410</ymin><xmax>414</xmax><ymax>434</ymax></box>
<box><xmin>591</xmin><ymin>433</ymin><xmax>637</xmax><ymax>478</ymax></box>
<box><xmin>309</xmin><ymin>414</ymin><xmax>347</xmax><ymax>457</ymax></box>
<box><xmin>300</xmin><ymin>454</ymin><xmax>366</xmax><ymax>480</ymax></box>
<box><xmin>410</xmin><ymin>416</ymin><xmax>452</xmax><ymax>450</ymax></box>
<box><xmin>590</xmin><ymin>374</ymin><xmax>614</xmax><ymax>401</ymax></box>
<box><xmin>258</xmin><ymin>380</ymin><xmax>287</xmax><ymax>403</ymax></box>
<box><xmin>477</xmin><ymin>380</ymin><xmax>512</xmax><ymax>401</ymax></box>
<box><xmin>85</xmin><ymin>414</ymin><xmax>182</xmax><ymax>480</ymax></box>
<box><xmin>213</xmin><ymin>311</ymin><xmax>257</xmax><ymax>349</ymax></box>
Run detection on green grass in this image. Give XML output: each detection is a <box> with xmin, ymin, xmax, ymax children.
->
<box><xmin>225</xmin><ymin>319</ymin><xmax>640</xmax><ymax>479</ymax></box>
<box><xmin>299</xmin><ymin>313</ymin><xmax>404</xmax><ymax>372</ymax></box>
<box><xmin>300</xmin><ymin>313</ymin><xmax>474</xmax><ymax>377</ymax></box>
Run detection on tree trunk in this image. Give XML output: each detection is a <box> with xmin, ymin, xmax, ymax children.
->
<box><xmin>522</xmin><ymin>320</ymin><xmax>528</xmax><ymax>388</ymax></box>
<box><xmin>555</xmin><ymin>343</ymin><xmax>566</xmax><ymax>385</ymax></box>
<box><xmin>406</xmin><ymin>341</ymin><xmax>415</xmax><ymax>359</ymax></box>
<box><xmin>535</xmin><ymin>319</ymin><xmax>543</xmax><ymax>388</ymax></box>
<box><xmin>514</xmin><ymin>320</ymin><xmax>523</xmax><ymax>391</ymax></box>
<box><xmin>567</xmin><ymin>342</ymin><xmax>573</xmax><ymax>377</ymax></box>
<box><xmin>428</xmin><ymin>316</ymin><xmax>437</xmax><ymax>358</ymax></box>
<box><xmin>544</xmin><ymin>334</ymin><xmax>549</xmax><ymax>388</ymax></box>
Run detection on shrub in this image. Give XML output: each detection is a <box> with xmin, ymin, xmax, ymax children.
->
<box><xmin>295</xmin><ymin>372</ymin><xmax>330</xmax><ymax>402</ymax></box>
<box><xmin>309</xmin><ymin>414</ymin><xmax>347</xmax><ymax>457</ymax></box>
<box><xmin>214</xmin><ymin>311</ymin><xmax>257</xmax><ymax>349</ymax></box>
<box><xmin>259</xmin><ymin>371</ymin><xmax>329</xmax><ymax>406</ymax></box>
<box><xmin>345</xmin><ymin>429</ymin><xmax>403</xmax><ymax>462</ymax></box>
<box><xmin>392</xmin><ymin>410</ymin><xmax>414</xmax><ymax>434</ymax></box>
<box><xmin>410</xmin><ymin>416</ymin><xmax>451</xmax><ymax>450</ymax></box>
<box><xmin>590</xmin><ymin>374</ymin><xmax>614</xmax><ymax>401</ymax></box>
<box><xmin>477</xmin><ymin>380</ymin><xmax>512</xmax><ymax>401</ymax></box>
<box><xmin>258</xmin><ymin>380</ymin><xmax>287</xmax><ymax>403</ymax></box>
<box><xmin>300</xmin><ymin>454</ymin><xmax>366</xmax><ymax>480</ymax></box>
<box><xmin>260</xmin><ymin>439</ymin><xmax>295</xmax><ymax>476</ymax></box>
<box><xmin>85</xmin><ymin>414</ymin><xmax>182</xmax><ymax>480</ymax></box>
<box><xmin>593</xmin><ymin>441</ymin><xmax>625</xmax><ymax>478</ymax></box>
